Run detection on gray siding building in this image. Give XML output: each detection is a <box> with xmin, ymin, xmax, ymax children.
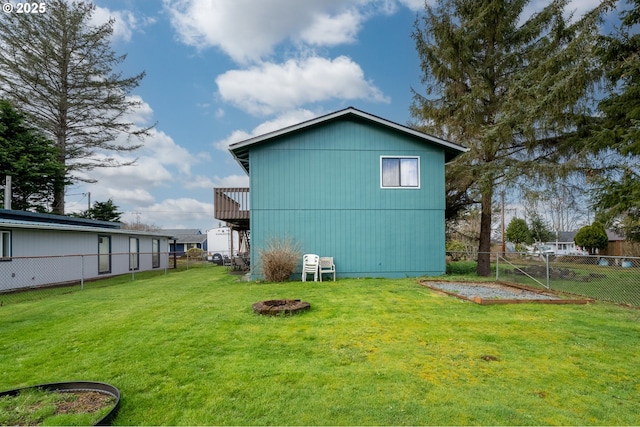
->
<box><xmin>0</xmin><ymin>209</ymin><xmax>173</xmax><ymax>291</ymax></box>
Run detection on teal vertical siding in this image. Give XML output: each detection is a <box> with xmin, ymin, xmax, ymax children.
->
<box><xmin>249</xmin><ymin>118</ymin><xmax>446</xmax><ymax>279</ymax></box>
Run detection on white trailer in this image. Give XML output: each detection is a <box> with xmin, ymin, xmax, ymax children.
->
<box><xmin>206</xmin><ymin>227</ymin><xmax>239</xmax><ymax>265</ymax></box>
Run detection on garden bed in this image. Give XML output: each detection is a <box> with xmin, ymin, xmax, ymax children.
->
<box><xmin>421</xmin><ymin>280</ymin><xmax>593</xmax><ymax>305</ymax></box>
<box><xmin>0</xmin><ymin>381</ymin><xmax>120</xmax><ymax>426</ymax></box>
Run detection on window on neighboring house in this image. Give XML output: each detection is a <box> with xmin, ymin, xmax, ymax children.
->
<box><xmin>98</xmin><ymin>235</ymin><xmax>111</xmax><ymax>274</ymax></box>
<box><xmin>0</xmin><ymin>230</ymin><xmax>11</xmax><ymax>260</ymax></box>
<box><xmin>152</xmin><ymin>239</ymin><xmax>160</xmax><ymax>268</ymax></box>
<box><xmin>129</xmin><ymin>237</ymin><xmax>140</xmax><ymax>271</ymax></box>
<box><xmin>380</xmin><ymin>156</ymin><xmax>420</xmax><ymax>188</ymax></box>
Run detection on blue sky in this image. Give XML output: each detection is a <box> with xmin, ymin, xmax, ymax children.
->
<box><xmin>66</xmin><ymin>0</ymin><xmax>602</xmax><ymax>230</ymax></box>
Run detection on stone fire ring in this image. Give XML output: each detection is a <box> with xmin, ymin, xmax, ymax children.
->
<box><xmin>252</xmin><ymin>299</ymin><xmax>311</xmax><ymax>316</ymax></box>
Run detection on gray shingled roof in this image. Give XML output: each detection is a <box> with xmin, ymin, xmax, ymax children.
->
<box><xmin>163</xmin><ymin>229</ymin><xmax>206</xmax><ymax>244</ymax></box>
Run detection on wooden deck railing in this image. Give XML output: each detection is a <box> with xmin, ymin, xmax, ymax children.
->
<box><xmin>214</xmin><ymin>188</ymin><xmax>250</xmax><ymax>229</ymax></box>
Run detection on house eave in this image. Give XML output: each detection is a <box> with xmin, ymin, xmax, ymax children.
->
<box><xmin>0</xmin><ymin>219</ymin><xmax>174</xmax><ymax>237</ymax></box>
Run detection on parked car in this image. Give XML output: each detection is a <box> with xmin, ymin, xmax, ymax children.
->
<box><xmin>528</xmin><ymin>244</ymin><xmax>555</xmax><ymax>257</ymax></box>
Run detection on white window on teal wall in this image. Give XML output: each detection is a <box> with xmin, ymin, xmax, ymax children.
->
<box><xmin>380</xmin><ymin>156</ymin><xmax>420</xmax><ymax>188</ymax></box>
<box><xmin>0</xmin><ymin>230</ymin><xmax>11</xmax><ymax>259</ymax></box>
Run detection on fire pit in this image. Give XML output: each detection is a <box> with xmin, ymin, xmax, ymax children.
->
<box><xmin>252</xmin><ymin>299</ymin><xmax>310</xmax><ymax>316</ymax></box>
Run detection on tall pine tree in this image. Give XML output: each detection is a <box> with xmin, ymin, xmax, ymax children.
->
<box><xmin>591</xmin><ymin>0</ymin><xmax>640</xmax><ymax>241</ymax></box>
<box><xmin>0</xmin><ymin>0</ymin><xmax>152</xmax><ymax>214</ymax></box>
<box><xmin>411</xmin><ymin>0</ymin><xmax>613</xmax><ymax>275</ymax></box>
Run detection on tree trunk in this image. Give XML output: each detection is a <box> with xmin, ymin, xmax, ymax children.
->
<box><xmin>52</xmin><ymin>181</ymin><xmax>65</xmax><ymax>214</ymax></box>
<box><xmin>51</xmin><ymin>144</ymin><xmax>66</xmax><ymax>214</ymax></box>
<box><xmin>477</xmin><ymin>189</ymin><xmax>494</xmax><ymax>276</ymax></box>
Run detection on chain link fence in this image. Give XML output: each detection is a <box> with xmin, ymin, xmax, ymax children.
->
<box><xmin>496</xmin><ymin>253</ymin><xmax>640</xmax><ymax>306</ymax></box>
<box><xmin>0</xmin><ymin>251</ymin><xmax>205</xmax><ymax>306</ymax></box>
<box><xmin>447</xmin><ymin>251</ymin><xmax>640</xmax><ymax>307</ymax></box>
<box><xmin>4</xmin><ymin>251</ymin><xmax>637</xmax><ymax>307</ymax></box>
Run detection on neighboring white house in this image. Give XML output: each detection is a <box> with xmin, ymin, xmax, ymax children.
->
<box><xmin>525</xmin><ymin>231</ymin><xmax>587</xmax><ymax>256</ymax></box>
<box><xmin>525</xmin><ymin>231</ymin><xmax>588</xmax><ymax>256</ymax></box>
<box><xmin>0</xmin><ymin>209</ymin><xmax>173</xmax><ymax>291</ymax></box>
<box><xmin>543</xmin><ymin>231</ymin><xmax>589</xmax><ymax>255</ymax></box>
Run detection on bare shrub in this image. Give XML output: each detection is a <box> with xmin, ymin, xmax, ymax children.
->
<box><xmin>187</xmin><ymin>247</ymin><xmax>204</xmax><ymax>260</ymax></box>
<box><xmin>259</xmin><ymin>237</ymin><xmax>301</xmax><ymax>282</ymax></box>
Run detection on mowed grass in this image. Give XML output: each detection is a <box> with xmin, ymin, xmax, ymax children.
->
<box><xmin>0</xmin><ymin>265</ymin><xmax>638</xmax><ymax>425</ymax></box>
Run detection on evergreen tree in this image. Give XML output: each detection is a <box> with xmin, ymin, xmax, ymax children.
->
<box><xmin>528</xmin><ymin>213</ymin><xmax>555</xmax><ymax>243</ymax></box>
<box><xmin>574</xmin><ymin>221</ymin><xmax>609</xmax><ymax>254</ymax></box>
<box><xmin>73</xmin><ymin>199</ymin><xmax>122</xmax><ymax>222</ymax></box>
<box><xmin>505</xmin><ymin>218</ymin><xmax>532</xmax><ymax>245</ymax></box>
<box><xmin>590</xmin><ymin>0</ymin><xmax>640</xmax><ymax>241</ymax></box>
<box><xmin>411</xmin><ymin>0</ymin><xmax>613</xmax><ymax>275</ymax></box>
<box><xmin>0</xmin><ymin>0</ymin><xmax>152</xmax><ymax>214</ymax></box>
<box><xmin>0</xmin><ymin>100</ymin><xmax>66</xmax><ymax>211</ymax></box>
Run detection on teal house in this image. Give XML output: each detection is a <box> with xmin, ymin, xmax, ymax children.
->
<box><xmin>215</xmin><ymin>107</ymin><xmax>467</xmax><ymax>279</ymax></box>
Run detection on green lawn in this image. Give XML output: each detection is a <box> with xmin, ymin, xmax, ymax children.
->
<box><xmin>0</xmin><ymin>265</ymin><xmax>638</xmax><ymax>425</ymax></box>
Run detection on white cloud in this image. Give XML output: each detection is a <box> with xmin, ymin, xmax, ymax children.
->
<box><xmin>212</xmin><ymin>174</ymin><xmax>250</xmax><ymax>188</ymax></box>
<box><xmin>130</xmin><ymin>198</ymin><xmax>214</xmax><ymax>229</ymax></box>
<box><xmin>396</xmin><ymin>0</ymin><xmax>427</xmax><ymax>11</ymax></box>
<box><xmin>164</xmin><ymin>0</ymin><xmax>297</xmax><ymax>63</ymax></box>
<box><xmin>213</xmin><ymin>109</ymin><xmax>318</xmax><ymax>151</ymax></box>
<box><xmin>91</xmin><ymin>6</ymin><xmax>155</xmax><ymax>43</ymax></box>
<box><xmin>163</xmin><ymin>0</ymin><xmax>403</xmax><ymax>63</ymax></box>
<box><xmin>84</xmin><ymin>156</ymin><xmax>173</xmax><ymax>192</ymax></box>
<box><xmin>184</xmin><ymin>175</ymin><xmax>216</xmax><ymax>190</ymax></box>
<box><xmin>138</xmin><ymin>129</ymin><xmax>194</xmax><ymax>175</ymax></box>
<box><xmin>106</xmin><ymin>188</ymin><xmax>156</xmax><ymax>206</ymax></box>
<box><xmin>125</xmin><ymin>95</ymin><xmax>155</xmax><ymax>125</ymax></box>
<box><xmin>300</xmin><ymin>9</ymin><xmax>363</xmax><ymax>46</ymax></box>
<box><xmin>216</xmin><ymin>56</ymin><xmax>389</xmax><ymax>116</ymax></box>
<box><xmin>68</xmin><ymin>115</ymin><xmax>204</xmax><ymax>220</ymax></box>
<box><xmin>253</xmin><ymin>109</ymin><xmax>319</xmax><ymax>135</ymax></box>
<box><xmin>214</xmin><ymin>129</ymin><xmax>253</xmax><ymax>152</ymax></box>
<box><xmin>520</xmin><ymin>0</ymin><xmax>602</xmax><ymax>25</ymax></box>
<box><xmin>564</xmin><ymin>0</ymin><xmax>603</xmax><ymax>20</ymax></box>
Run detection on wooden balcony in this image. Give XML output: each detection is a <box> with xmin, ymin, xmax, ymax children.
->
<box><xmin>214</xmin><ymin>187</ymin><xmax>250</xmax><ymax>230</ymax></box>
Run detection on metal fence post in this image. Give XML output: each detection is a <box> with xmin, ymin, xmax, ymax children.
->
<box><xmin>545</xmin><ymin>253</ymin><xmax>550</xmax><ymax>289</ymax></box>
<box><xmin>81</xmin><ymin>255</ymin><xmax>85</xmax><ymax>290</ymax></box>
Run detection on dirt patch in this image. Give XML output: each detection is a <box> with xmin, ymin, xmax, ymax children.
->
<box><xmin>54</xmin><ymin>390</ymin><xmax>115</xmax><ymax>415</ymax></box>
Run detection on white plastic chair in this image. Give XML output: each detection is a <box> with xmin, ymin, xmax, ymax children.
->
<box><xmin>301</xmin><ymin>254</ymin><xmax>319</xmax><ymax>282</ymax></box>
<box><xmin>319</xmin><ymin>257</ymin><xmax>336</xmax><ymax>282</ymax></box>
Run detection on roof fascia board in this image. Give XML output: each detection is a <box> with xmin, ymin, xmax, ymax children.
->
<box><xmin>228</xmin><ymin>107</ymin><xmax>468</xmax><ymax>173</ymax></box>
<box><xmin>0</xmin><ymin>209</ymin><xmax>121</xmax><ymax>229</ymax></box>
<box><xmin>230</xmin><ymin>107</ymin><xmax>467</xmax><ymax>153</ymax></box>
<box><xmin>0</xmin><ymin>220</ymin><xmax>174</xmax><ymax>237</ymax></box>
